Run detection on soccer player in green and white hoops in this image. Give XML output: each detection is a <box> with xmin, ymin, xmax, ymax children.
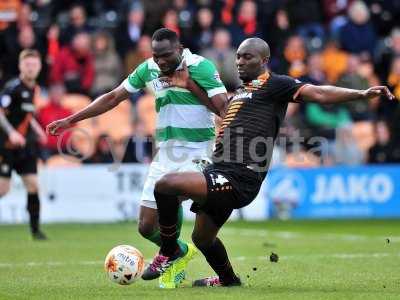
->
<box><xmin>46</xmin><ymin>28</ymin><xmax>228</xmax><ymax>288</ymax></box>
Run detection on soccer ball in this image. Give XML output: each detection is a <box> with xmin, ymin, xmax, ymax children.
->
<box><xmin>104</xmin><ymin>245</ymin><xmax>145</xmax><ymax>285</ymax></box>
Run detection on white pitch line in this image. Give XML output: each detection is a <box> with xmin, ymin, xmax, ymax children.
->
<box><xmin>1</xmin><ymin>252</ymin><xmax>399</xmax><ymax>269</ymax></box>
<box><xmin>221</xmin><ymin>228</ymin><xmax>400</xmax><ymax>242</ymax></box>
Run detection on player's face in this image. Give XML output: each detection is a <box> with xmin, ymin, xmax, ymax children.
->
<box><xmin>152</xmin><ymin>39</ymin><xmax>182</xmax><ymax>75</ymax></box>
<box><xmin>236</xmin><ymin>47</ymin><xmax>264</xmax><ymax>83</ymax></box>
<box><xmin>19</xmin><ymin>57</ymin><xmax>42</xmax><ymax>80</ymax></box>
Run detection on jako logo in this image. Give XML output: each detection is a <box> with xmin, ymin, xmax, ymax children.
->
<box><xmin>311</xmin><ymin>174</ymin><xmax>394</xmax><ymax>204</ymax></box>
<box><xmin>266</xmin><ymin>170</ymin><xmax>306</xmax><ymax>204</ymax></box>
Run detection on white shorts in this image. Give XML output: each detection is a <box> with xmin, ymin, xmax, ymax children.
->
<box><xmin>140</xmin><ymin>146</ymin><xmax>211</xmax><ymax>209</ymax></box>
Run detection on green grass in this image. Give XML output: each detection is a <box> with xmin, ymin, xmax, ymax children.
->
<box><xmin>1</xmin><ymin>220</ymin><xmax>400</xmax><ymax>300</ymax></box>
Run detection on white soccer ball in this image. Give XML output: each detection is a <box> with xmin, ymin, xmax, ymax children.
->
<box><xmin>104</xmin><ymin>245</ymin><xmax>145</xmax><ymax>285</ymax></box>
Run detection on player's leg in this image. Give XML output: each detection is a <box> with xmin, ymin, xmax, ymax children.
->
<box><xmin>0</xmin><ymin>151</ymin><xmax>12</xmax><ymax>196</ymax></box>
<box><xmin>142</xmin><ymin>171</ymin><xmax>207</xmax><ymax>280</ymax></box>
<box><xmin>138</xmin><ymin>161</ymin><xmax>190</xmax><ymax>287</ymax></box>
<box><xmin>0</xmin><ymin>177</ymin><xmax>11</xmax><ymax>197</ymax></box>
<box><xmin>138</xmin><ymin>203</ymin><xmax>186</xmax><ymax>253</ymax></box>
<box><xmin>20</xmin><ymin>174</ymin><xmax>47</xmax><ymax>240</ymax></box>
<box><xmin>191</xmin><ymin>212</ymin><xmax>241</xmax><ymax>287</ymax></box>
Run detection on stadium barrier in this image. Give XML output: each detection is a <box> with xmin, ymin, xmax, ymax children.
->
<box><xmin>265</xmin><ymin>165</ymin><xmax>400</xmax><ymax>219</ymax></box>
<box><xmin>0</xmin><ymin>164</ymin><xmax>398</xmax><ymax>223</ymax></box>
<box><xmin>0</xmin><ymin>164</ymin><xmax>266</xmax><ymax>223</ymax></box>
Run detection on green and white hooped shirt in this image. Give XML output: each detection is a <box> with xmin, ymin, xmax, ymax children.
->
<box><xmin>122</xmin><ymin>49</ymin><xmax>227</xmax><ymax>148</ymax></box>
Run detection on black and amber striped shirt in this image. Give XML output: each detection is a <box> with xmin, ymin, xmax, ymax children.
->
<box><xmin>212</xmin><ymin>72</ymin><xmax>306</xmax><ymax>174</ymax></box>
<box><xmin>0</xmin><ymin>78</ymin><xmax>36</xmax><ymax>149</ymax></box>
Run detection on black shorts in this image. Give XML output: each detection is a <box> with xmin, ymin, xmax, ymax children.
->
<box><xmin>0</xmin><ymin>145</ymin><xmax>38</xmax><ymax>178</ymax></box>
<box><xmin>191</xmin><ymin>162</ymin><xmax>263</xmax><ymax>227</ymax></box>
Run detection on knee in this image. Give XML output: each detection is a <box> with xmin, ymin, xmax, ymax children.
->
<box><xmin>23</xmin><ymin>178</ymin><xmax>38</xmax><ymax>194</ymax></box>
<box><xmin>0</xmin><ymin>183</ymin><xmax>10</xmax><ymax>197</ymax></box>
<box><xmin>191</xmin><ymin>231</ymin><xmax>214</xmax><ymax>249</ymax></box>
<box><xmin>154</xmin><ymin>173</ymin><xmax>181</xmax><ymax>194</ymax></box>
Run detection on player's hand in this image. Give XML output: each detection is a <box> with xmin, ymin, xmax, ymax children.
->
<box><xmin>159</xmin><ymin>60</ymin><xmax>189</xmax><ymax>88</ymax></box>
<box><xmin>362</xmin><ymin>86</ymin><xmax>395</xmax><ymax>101</ymax></box>
<box><xmin>46</xmin><ymin>118</ymin><xmax>71</xmax><ymax>136</ymax></box>
<box><xmin>8</xmin><ymin>130</ymin><xmax>26</xmax><ymax>147</ymax></box>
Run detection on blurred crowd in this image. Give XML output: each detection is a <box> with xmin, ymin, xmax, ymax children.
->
<box><xmin>1</xmin><ymin>0</ymin><xmax>400</xmax><ymax>166</ymax></box>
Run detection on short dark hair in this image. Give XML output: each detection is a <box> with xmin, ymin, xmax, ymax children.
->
<box><xmin>19</xmin><ymin>49</ymin><xmax>41</xmax><ymax>62</ymax></box>
<box><xmin>152</xmin><ymin>28</ymin><xmax>179</xmax><ymax>44</ymax></box>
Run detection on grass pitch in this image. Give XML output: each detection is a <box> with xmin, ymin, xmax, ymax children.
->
<box><xmin>0</xmin><ymin>220</ymin><xmax>399</xmax><ymax>300</ymax></box>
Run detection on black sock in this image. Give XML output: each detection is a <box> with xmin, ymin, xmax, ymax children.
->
<box><xmin>27</xmin><ymin>193</ymin><xmax>40</xmax><ymax>234</ymax></box>
<box><xmin>154</xmin><ymin>191</ymin><xmax>180</xmax><ymax>257</ymax></box>
<box><xmin>198</xmin><ymin>238</ymin><xmax>238</xmax><ymax>285</ymax></box>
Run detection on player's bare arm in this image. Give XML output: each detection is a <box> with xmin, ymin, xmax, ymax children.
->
<box><xmin>29</xmin><ymin>117</ymin><xmax>47</xmax><ymax>144</ymax></box>
<box><xmin>46</xmin><ymin>84</ymin><xmax>130</xmax><ymax>135</ymax></box>
<box><xmin>299</xmin><ymin>84</ymin><xmax>395</xmax><ymax>104</ymax></box>
<box><xmin>160</xmin><ymin>61</ymin><xmax>228</xmax><ymax>117</ymax></box>
<box><xmin>0</xmin><ymin>108</ymin><xmax>26</xmax><ymax>147</ymax></box>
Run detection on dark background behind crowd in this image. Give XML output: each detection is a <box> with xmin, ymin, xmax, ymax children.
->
<box><xmin>1</xmin><ymin>0</ymin><xmax>400</xmax><ymax>167</ymax></box>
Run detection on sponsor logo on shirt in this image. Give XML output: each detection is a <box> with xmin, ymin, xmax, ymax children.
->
<box><xmin>21</xmin><ymin>103</ymin><xmax>35</xmax><ymax>112</ymax></box>
<box><xmin>231</xmin><ymin>92</ymin><xmax>252</xmax><ymax>101</ymax></box>
<box><xmin>152</xmin><ymin>79</ymin><xmax>171</xmax><ymax>91</ymax></box>
<box><xmin>213</xmin><ymin>71</ymin><xmax>222</xmax><ymax>83</ymax></box>
<box><xmin>1</xmin><ymin>95</ymin><xmax>11</xmax><ymax>107</ymax></box>
<box><xmin>22</xmin><ymin>91</ymin><xmax>30</xmax><ymax>98</ymax></box>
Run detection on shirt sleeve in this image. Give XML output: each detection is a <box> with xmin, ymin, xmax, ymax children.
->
<box><xmin>273</xmin><ymin>75</ymin><xmax>308</xmax><ymax>103</ymax></box>
<box><xmin>122</xmin><ymin>61</ymin><xmax>148</xmax><ymax>93</ymax></box>
<box><xmin>189</xmin><ymin>59</ymin><xmax>227</xmax><ymax>98</ymax></box>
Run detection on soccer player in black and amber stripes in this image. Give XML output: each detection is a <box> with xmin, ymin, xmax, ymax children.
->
<box><xmin>142</xmin><ymin>37</ymin><xmax>395</xmax><ymax>286</ymax></box>
<box><xmin>0</xmin><ymin>50</ymin><xmax>48</xmax><ymax>240</ymax></box>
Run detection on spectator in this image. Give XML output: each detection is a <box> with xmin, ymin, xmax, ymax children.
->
<box><xmin>278</xmin><ymin>35</ymin><xmax>307</xmax><ymax>77</ymax></box>
<box><xmin>367</xmin><ymin>0</ymin><xmax>399</xmax><ymax>37</ymax></box>
<box><xmin>228</xmin><ymin>0</ymin><xmax>262</xmax><ymax>48</ymax></box>
<box><xmin>84</xmin><ymin>134</ymin><xmax>114</xmax><ymax>164</ymax></box>
<box><xmin>37</xmin><ymin>84</ymin><xmax>72</xmax><ymax>161</ymax></box>
<box><xmin>284</xmin><ymin>0</ymin><xmax>324</xmax><ymax>42</ymax></box>
<box><xmin>336</xmin><ymin>55</ymin><xmax>371</xmax><ymax>120</ymax></box>
<box><xmin>268</xmin><ymin>9</ymin><xmax>292</xmax><ymax>63</ymax></box>
<box><xmin>339</xmin><ymin>0</ymin><xmax>377</xmax><ymax>56</ymax></box>
<box><xmin>1</xmin><ymin>4</ymin><xmax>41</xmax><ymax>83</ymax></box>
<box><xmin>321</xmin><ymin>40</ymin><xmax>349</xmax><ymax>84</ymax></box>
<box><xmin>60</xmin><ymin>4</ymin><xmax>93</xmax><ymax>45</ymax></box>
<box><xmin>141</xmin><ymin>0</ymin><xmax>170</xmax><ymax>34</ymax></box>
<box><xmin>115</xmin><ymin>2</ymin><xmax>144</xmax><ymax>59</ymax></box>
<box><xmin>376</xmin><ymin>28</ymin><xmax>400</xmax><ymax>82</ymax></box>
<box><xmin>201</xmin><ymin>28</ymin><xmax>240</xmax><ymax>91</ymax></box>
<box><xmin>2</xmin><ymin>25</ymin><xmax>37</xmax><ymax>80</ymax></box>
<box><xmin>368</xmin><ymin>120</ymin><xmax>396</xmax><ymax>163</ymax></box>
<box><xmin>192</xmin><ymin>7</ymin><xmax>214</xmax><ymax>52</ymax></box>
<box><xmin>334</xmin><ymin>124</ymin><xmax>365</xmax><ymax>165</ymax></box>
<box><xmin>124</xmin><ymin>35</ymin><xmax>152</xmax><ymax>77</ymax></box>
<box><xmin>123</xmin><ymin>121</ymin><xmax>154</xmax><ymax>164</ymax></box>
<box><xmin>323</xmin><ymin>0</ymin><xmax>355</xmax><ymax>23</ymax></box>
<box><xmin>323</xmin><ymin>0</ymin><xmax>354</xmax><ymax>38</ymax></box>
<box><xmin>379</xmin><ymin>56</ymin><xmax>400</xmax><ymax>120</ymax></box>
<box><xmin>173</xmin><ymin>0</ymin><xmax>195</xmax><ymax>46</ymax></box>
<box><xmin>50</xmin><ymin>32</ymin><xmax>94</xmax><ymax>94</ymax></box>
<box><xmin>300</xmin><ymin>52</ymin><xmax>326</xmax><ymax>85</ymax></box>
<box><xmin>162</xmin><ymin>9</ymin><xmax>180</xmax><ymax>36</ymax></box>
<box><xmin>0</xmin><ymin>0</ymin><xmax>21</xmax><ymax>31</ymax></box>
<box><xmin>46</xmin><ymin>24</ymin><xmax>60</xmax><ymax>67</ymax></box>
<box><xmin>304</xmin><ymin>101</ymin><xmax>351</xmax><ymax>164</ymax></box>
<box><xmin>91</xmin><ymin>31</ymin><xmax>123</xmax><ymax>98</ymax></box>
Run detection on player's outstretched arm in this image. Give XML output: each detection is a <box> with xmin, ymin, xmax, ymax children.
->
<box><xmin>299</xmin><ymin>84</ymin><xmax>395</xmax><ymax>104</ymax></box>
<box><xmin>46</xmin><ymin>84</ymin><xmax>130</xmax><ymax>135</ymax></box>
